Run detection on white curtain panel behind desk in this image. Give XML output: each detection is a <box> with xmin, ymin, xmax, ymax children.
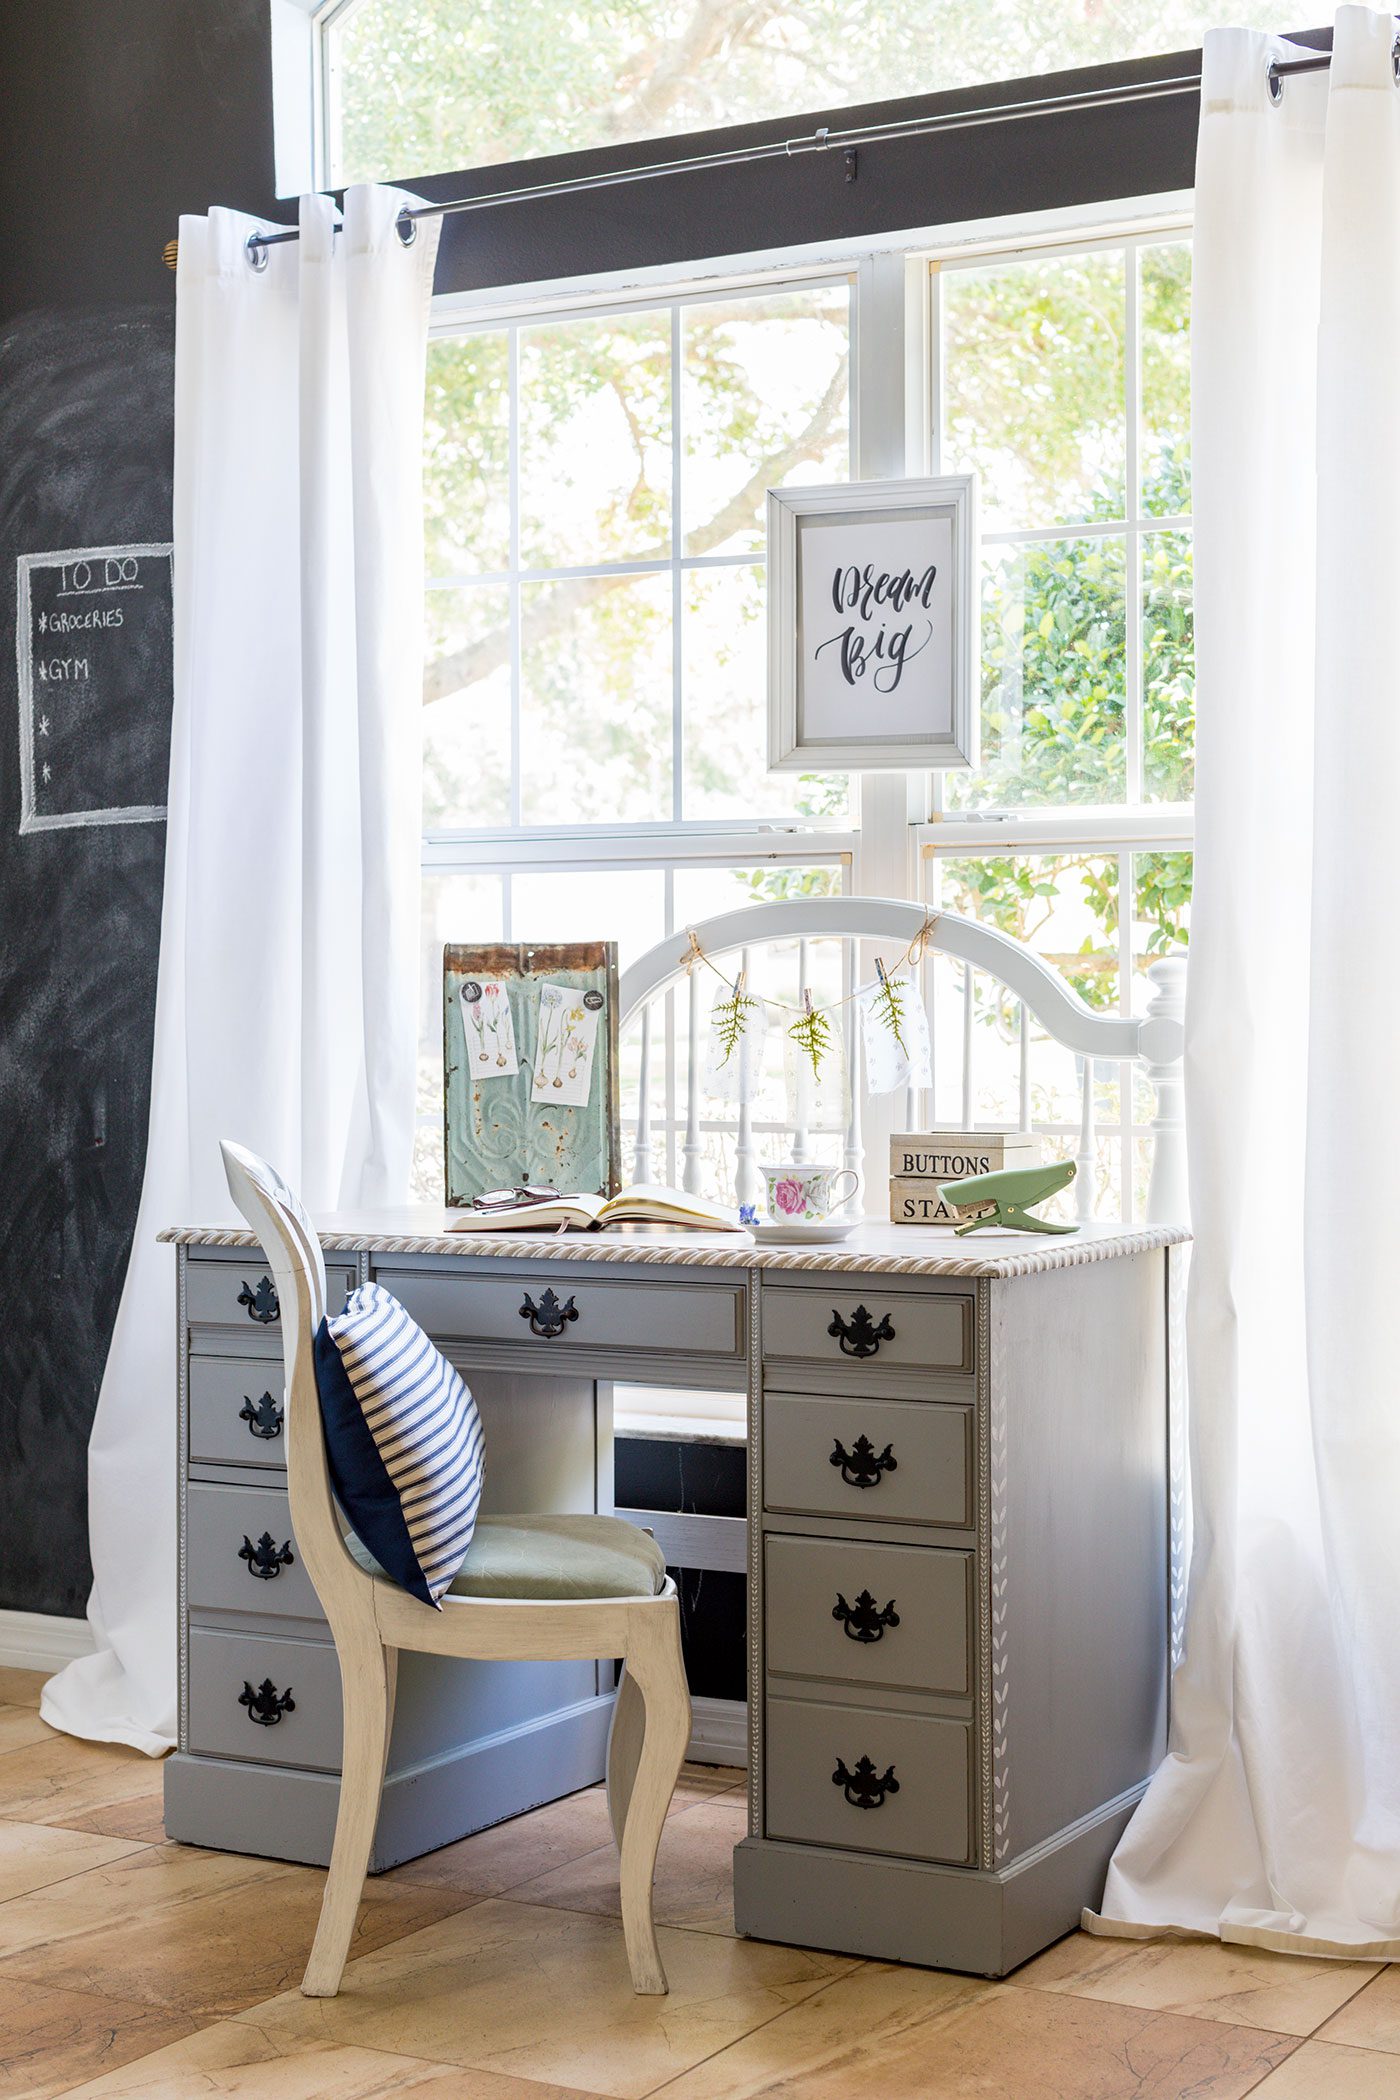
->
<box><xmin>1089</xmin><ymin>7</ymin><xmax>1400</xmax><ymax>1955</ymax></box>
<box><xmin>41</xmin><ymin>190</ymin><xmax>441</xmax><ymax>1754</ymax></box>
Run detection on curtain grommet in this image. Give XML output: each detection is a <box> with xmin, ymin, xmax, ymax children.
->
<box><xmin>1391</xmin><ymin>35</ymin><xmax>1399</xmax><ymax>83</ymax></box>
<box><xmin>396</xmin><ymin>208</ymin><xmax>418</xmax><ymax>247</ymax></box>
<box><xmin>245</xmin><ymin>232</ymin><xmax>270</xmax><ymax>272</ymax></box>
<box><xmin>1267</xmin><ymin>62</ymin><xmax>1285</xmax><ymax>104</ymax></box>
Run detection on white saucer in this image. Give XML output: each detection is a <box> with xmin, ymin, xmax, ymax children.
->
<box><xmin>750</xmin><ymin>1217</ymin><xmax>858</xmax><ymax>1246</ymax></box>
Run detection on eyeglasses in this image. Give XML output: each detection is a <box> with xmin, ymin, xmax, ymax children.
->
<box><xmin>470</xmin><ymin>1184</ymin><xmax>559</xmax><ymax>1213</ymax></box>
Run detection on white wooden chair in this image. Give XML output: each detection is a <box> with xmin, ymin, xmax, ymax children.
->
<box><xmin>220</xmin><ymin>1139</ymin><xmax>691</xmax><ymax>2000</ymax></box>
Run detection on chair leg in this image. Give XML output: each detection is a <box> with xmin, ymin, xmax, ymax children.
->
<box><xmin>302</xmin><ymin>1633</ymin><xmax>397</xmax><ymax>1998</ymax></box>
<box><xmin>616</xmin><ymin>1601</ymin><xmax>690</xmax><ymax>1996</ymax></box>
<box><xmin>606</xmin><ymin>1662</ymin><xmax>646</xmax><ymax>1852</ymax></box>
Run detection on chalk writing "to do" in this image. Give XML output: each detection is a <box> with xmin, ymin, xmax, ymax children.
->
<box><xmin>813</xmin><ymin>560</ymin><xmax>937</xmax><ymax>695</ymax></box>
<box><xmin>58</xmin><ymin>556</ymin><xmax>144</xmax><ymax>596</ymax></box>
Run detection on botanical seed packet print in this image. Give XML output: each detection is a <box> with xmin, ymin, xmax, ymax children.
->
<box><xmin>460</xmin><ymin>979</ymin><xmax>520</xmax><ymax>1079</ymax></box>
<box><xmin>531</xmin><ymin>981</ymin><xmax>603</xmax><ymax>1106</ymax></box>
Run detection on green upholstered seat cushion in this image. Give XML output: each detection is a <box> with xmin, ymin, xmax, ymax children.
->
<box><xmin>344</xmin><ymin>1513</ymin><xmax>667</xmax><ymax>1601</ymax></box>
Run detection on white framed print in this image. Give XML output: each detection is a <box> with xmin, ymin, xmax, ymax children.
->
<box><xmin>766</xmin><ymin>474</ymin><xmax>979</xmax><ymax>772</ymax></box>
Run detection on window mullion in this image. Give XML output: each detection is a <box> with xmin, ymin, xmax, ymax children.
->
<box><xmin>1125</xmin><ymin>239</ymin><xmax>1144</xmax><ymax>808</ymax></box>
<box><xmin>508</xmin><ymin>324</ymin><xmax>522</xmax><ymax>829</ymax></box>
<box><xmin>671</xmin><ymin>306</ymin><xmax>684</xmax><ymax>824</ymax></box>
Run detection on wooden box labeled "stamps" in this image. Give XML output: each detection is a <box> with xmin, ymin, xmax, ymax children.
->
<box><xmin>890</xmin><ymin>1130</ymin><xmax>1041</xmax><ymax>1225</ymax></box>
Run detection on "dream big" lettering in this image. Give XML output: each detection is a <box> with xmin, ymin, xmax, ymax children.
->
<box><xmin>813</xmin><ymin>559</ymin><xmax>937</xmax><ymax>694</ymax></box>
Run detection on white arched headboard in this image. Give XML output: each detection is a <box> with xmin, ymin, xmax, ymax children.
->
<box><xmin>619</xmin><ymin>897</ymin><xmax>1186</xmax><ymax>1227</ymax></box>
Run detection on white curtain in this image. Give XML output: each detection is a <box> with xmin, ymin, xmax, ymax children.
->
<box><xmin>41</xmin><ymin>188</ymin><xmax>441</xmax><ymax>1755</ymax></box>
<box><xmin>1090</xmin><ymin>6</ymin><xmax>1400</xmax><ymax>1956</ymax></box>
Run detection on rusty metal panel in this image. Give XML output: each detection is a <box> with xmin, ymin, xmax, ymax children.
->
<box><xmin>442</xmin><ymin>942</ymin><xmax>621</xmax><ymax>1206</ymax></box>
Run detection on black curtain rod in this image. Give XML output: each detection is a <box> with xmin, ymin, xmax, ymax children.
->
<box><xmin>220</xmin><ymin>70</ymin><xmax>1209</xmax><ymax>263</ymax></box>
<box><xmin>165</xmin><ymin>43</ymin><xmax>1341</xmax><ymax>267</ymax></box>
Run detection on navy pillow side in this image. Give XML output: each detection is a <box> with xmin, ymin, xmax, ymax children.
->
<box><xmin>312</xmin><ymin>1317</ymin><xmax>434</xmax><ymax>1608</ymax></box>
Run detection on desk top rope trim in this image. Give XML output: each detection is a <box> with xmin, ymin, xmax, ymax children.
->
<box><xmin>158</xmin><ymin>1223</ymin><xmax>1186</xmax><ymax>1279</ymax></box>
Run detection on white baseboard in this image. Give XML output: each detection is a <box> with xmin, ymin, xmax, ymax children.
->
<box><xmin>687</xmin><ymin>1695</ymin><xmax>746</xmax><ymax>1768</ymax></box>
<box><xmin>0</xmin><ymin>1610</ymin><xmax>95</xmax><ymax>1676</ymax></box>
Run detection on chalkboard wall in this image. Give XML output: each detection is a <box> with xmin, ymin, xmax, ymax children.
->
<box><xmin>0</xmin><ymin>2</ymin><xmax>280</xmax><ymax>1616</ymax></box>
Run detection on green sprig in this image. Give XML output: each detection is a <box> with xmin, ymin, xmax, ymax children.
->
<box><xmin>871</xmin><ymin>964</ymin><xmax>908</xmax><ymax>1057</ymax></box>
<box><xmin>788</xmin><ymin>1002</ymin><xmax>834</xmax><ymax>1081</ymax></box>
<box><xmin>712</xmin><ymin>985</ymin><xmax>759</xmax><ymax>1067</ymax></box>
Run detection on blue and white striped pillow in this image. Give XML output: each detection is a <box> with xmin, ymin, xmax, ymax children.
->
<box><xmin>313</xmin><ymin>1282</ymin><xmax>484</xmax><ymax>1607</ymax></box>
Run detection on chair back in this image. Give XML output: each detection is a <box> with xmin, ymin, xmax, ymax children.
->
<box><xmin>617</xmin><ymin>897</ymin><xmax>1187</xmax><ymax>1226</ymax></box>
<box><xmin>220</xmin><ymin>1140</ymin><xmax>373</xmax><ymax>1616</ymax></box>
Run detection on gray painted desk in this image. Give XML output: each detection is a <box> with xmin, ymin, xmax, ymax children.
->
<box><xmin>160</xmin><ymin>1213</ymin><xmax>1186</xmax><ymax>1976</ymax></box>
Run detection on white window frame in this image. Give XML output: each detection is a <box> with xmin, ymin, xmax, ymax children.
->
<box><xmin>417</xmin><ymin>211</ymin><xmax>1194</xmax><ymax>1416</ymax></box>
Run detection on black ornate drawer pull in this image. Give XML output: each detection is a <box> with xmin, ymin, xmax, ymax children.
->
<box><xmin>520</xmin><ymin>1287</ymin><xmax>579</xmax><ymax>1339</ymax></box>
<box><xmin>239</xmin><ymin>1532</ymin><xmax>294</xmax><ymax>1581</ymax></box>
<box><xmin>237</xmin><ymin>1275</ymin><xmax>279</xmax><ymax>1324</ymax></box>
<box><xmin>833</xmin><ymin>1754</ymin><xmax>899</xmax><ymax>1809</ymax></box>
<box><xmin>239</xmin><ymin>1390</ymin><xmax>284</xmax><ymax>1440</ymax></box>
<box><xmin>830</xmin><ymin>1434</ymin><xmax>897</xmax><ymax>1489</ymax></box>
<box><xmin>833</xmin><ymin>1589</ymin><xmax>900</xmax><ymax>1643</ymax></box>
<box><xmin>239</xmin><ymin>1678</ymin><xmax>295</xmax><ymax>1726</ymax></box>
<box><xmin>828</xmin><ymin>1304</ymin><xmax>894</xmax><ymax>1357</ymax></box>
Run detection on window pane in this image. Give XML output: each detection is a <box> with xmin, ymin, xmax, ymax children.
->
<box><xmin>519</xmin><ymin>572</ymin><xmax>672</xmax><ymax>823</ymax></box>
<box><xmin>423</xmin><ymin>586</ymin><xmax>511</xmax><ymax>829</ymax></box>
<box><xmin>519</xmin><ymin>313</ymin><xmax>671</xmax><ymax>571</ymax></box>
<box><xmin>682</xmin><ymin>288</ymin><xmax>849</xmax><ymax>558</ymax></box>
<box><xmin>414</xmin><ymin>871</ymin><xmax>506</xmax><ymax>1201</ymax></box>
<box><xmin>950</xmin><ymin>536</ymin><xmax>1127</xmax><ymax>810</ymax></box>
<box><xmin>668</xmin><ymin>864</ymin><xmax>848</xmax><ymax>1202</ymax></box>
<box><xmin>928</xmin><ymin>851</ymin><xmax>1121</xmax><ymax>1218</ymax></box>
<box><xmin>1140</xmin><ymin>243</ymin><xmax>1192</xmax><ymax>518</ymax></box>
<box><xmin>1142</xmin><ymin>530</ymin><xmax>1194</xmax><ymax>803</ymax></box>
<box><xmin>512</xmin><ymin>869</ymin><xmax>666</xmax><ymax>968</ymax></box>
<box><xmin>682</xmin><ymin>564</ymin><xmax>846</xmax><ymax>822</ymax></box>
<box><xmin>332</xmin><ymin>2</ymin><xmax>1302</xmax><ymax>186</ymax></box>
<box><xmin>942</xmin><ymin>252</ymin><xmax>1126</xmax><ymax>531</ymax></box>
<box><xmin>424</xmin><ymin>334</ymin><xmax>509</xmax><ymax>577</ymax></box>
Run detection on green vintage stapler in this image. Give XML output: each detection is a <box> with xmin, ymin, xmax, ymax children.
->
<box><xmin>937</xmin><ymin>1159</ymin><xmax>1078</xmax><ymax>1236</ymax></box>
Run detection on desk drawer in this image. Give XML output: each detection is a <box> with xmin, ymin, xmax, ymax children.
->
<box><xmin>762</xmin><ymin>1285</ymin><xmax>972</xmax><ymax>1373</ymax></box>
<box><xmin>187</xmin><ymin>1627</ymin><xmax>341</xmax><ymax>1771</ymax></box>
<box><xmin>384</xmin><ymin>1268</ymin><xmax>744</xmax><ymax>1360</ymax></box>
<box><xmin>187</xmin><ymin>1483</ymin><xmax>323</xmax><ymax>1622</ymax></box>
<box><xmin>766</xmin><ymin>1535</ymin><xmax>971</xmax><ymax>1696</ymax></box>
<box><xmin>766</xmin><ymin>1695</ymin><xmax>971</xmax><ymax>1865</ymax></box>
<box><xmin>764</xmin><ymin>1392</ymin><xmax>972</xmax><ymax>1529</ymax></box>
<box><xmin>185</xmin><ymin>1257</ymin><xmax>355</xmax><ymax>1333</ymax></box>
<box><xmin>188</xmin><ymin>1358</ymin><xmax>288</xmax><ymax>1473</ymax></box>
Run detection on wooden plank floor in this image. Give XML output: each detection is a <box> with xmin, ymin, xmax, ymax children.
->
<box><xmin>0</xmin><ymin>1668</ymin><xmax>1396</xmax><ymax>2098</ymax></box>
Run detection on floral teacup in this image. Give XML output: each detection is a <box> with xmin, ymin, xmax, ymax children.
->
<box><xmin>761</xmin><ymin>1162</ymin><xmax>859</xmax><ymax>1223</ymax></box>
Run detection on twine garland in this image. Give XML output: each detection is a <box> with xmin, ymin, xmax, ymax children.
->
<box><xmin>681</xmin><ymin>912</ymin><xmax>941</xmax><ymax>1019</ymax></box>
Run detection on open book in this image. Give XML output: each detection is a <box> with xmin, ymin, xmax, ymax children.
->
<box><xmin>445</xmin><ymin>1183</ymin><xmax>747</xmax><ymax>1235</ymax></box>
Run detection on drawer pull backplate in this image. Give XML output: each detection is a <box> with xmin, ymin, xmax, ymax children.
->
<box><xmin>239</xmin><ymin>1531</ymin><xmax>294</xmax><ymax>1581</ymax></box>
<box><xmin>239</xmin><ymin>1390</ymin><xmax>284</xmax><ymax>1440</ymax></box>
<box><xmin>239</xmin><ymin>1677</ymin><xmax>295</xmax><ymax>1727</ymax></box>
<box><xmin>830</xmin><ymin>1434</ymin><xmax>897</xmax><ymax>1489</ymax></box>
<box><xmin>520</xmin><ymin>1287</ymin><xmax>579</xmax><ymax>1339</ymax></box>
<box><xmin>237</xmin><ymin>1275</ymin><xmax>280</xmax><ymax>1324</ymax></box>
<box><xmin>832</xmin><ymin>1588</ymin><xmax>900</xmax><ymax>1644</ymax></box>
<box><xmin>828</xmin><ymin>1304</ymin><xmax>895</xmax><ymax>1358</ymax></box>
<box><xmin>833</xmin><ymin>1754</ymin><xmax>899</xmax><ymax>1809</ymax></box>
